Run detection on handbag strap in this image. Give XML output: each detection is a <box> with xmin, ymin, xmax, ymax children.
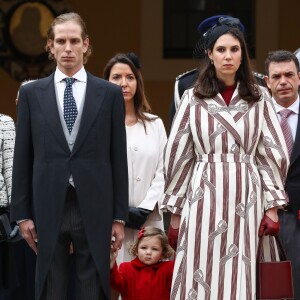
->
<box><xmin>256</xmin><ymin>234</ymin><xmax>287</xmax><ymax>262</ymax></box>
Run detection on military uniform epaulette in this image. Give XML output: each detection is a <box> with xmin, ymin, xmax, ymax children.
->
<box><xmin>253</xmin><ymin>71</ymin><xmax>264</xmax><ymax>79</ymax></box>
<box><xmin>176</xmin><ymin>68</ymin><xmax>198</xmax><ymax>81</ymax></box>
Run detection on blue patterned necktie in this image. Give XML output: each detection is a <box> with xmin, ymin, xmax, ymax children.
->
<box><xmin>63</xmin><ymin>77</ymin><xmax>77</xmax><ymax>134</ymax></box>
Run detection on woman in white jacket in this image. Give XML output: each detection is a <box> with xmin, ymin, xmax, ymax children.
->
<box><xmin>0</xmin><ymin>113</ymin><xmax>16</xmax><ymax>290</ymax></box>
<box><xmin>104</xmin><ymin>53</ymin><xmax>167</xmax><ymax>265</ymax></box>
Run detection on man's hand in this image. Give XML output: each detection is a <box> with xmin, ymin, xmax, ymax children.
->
<box><xmin>111</xmin><ymin>222</ymin><xmax>125</xmax><ymax>251</ymax></box>
<box><xmin>69</xmin><ymin>242</ymin><xmax>74</xmax><ymax>255</ymax></box>
<box><xmin>19</xmin><ymin>220</ymin><xmax>38</xmax><ymax>254</ymax></box>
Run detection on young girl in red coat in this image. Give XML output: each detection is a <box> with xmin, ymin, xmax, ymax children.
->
<box><xmin>110</xmin><ymin>226</ymin><xmax>174</xmax><ymax>300</ymax></box>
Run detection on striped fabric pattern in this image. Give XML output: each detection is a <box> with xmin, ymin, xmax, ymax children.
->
<box><xmin>162</xmin><ymin>86</ymin><xmax>289</xmax><ymax>300</ymax></box>
<box><xmin>279</xmin><ymin>108</ymin><xmax>294</xmax><ymax>157</ymax></box>
<box><xmin>0</xmin><ymin>114</ymin><xmax>15</xmax><ymax>207</ymax></box>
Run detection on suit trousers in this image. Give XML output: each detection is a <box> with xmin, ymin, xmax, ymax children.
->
<box><xmin>40</xmin><ymin>186</ymin><xmax>105</xmax><ymax>300</ymax></box>
<box><xmin>279</xmin><ymin>208</ymin><xmax>300</xmax><ymax>300</ymax></box>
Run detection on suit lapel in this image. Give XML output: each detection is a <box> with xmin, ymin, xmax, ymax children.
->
<box><xmin>290</xmin><ymin>106</ymin><xmax>300</xmax><ymax>164</ymax></box>
<box><xmin>71</xmin><ymin>73</ymin><xmax>107</xmax><ymax>155</ymax></box>
<box><xmin>37</xmin><ymin>74</ymin><xmax>70</xmax><ymax>153</ymax></box>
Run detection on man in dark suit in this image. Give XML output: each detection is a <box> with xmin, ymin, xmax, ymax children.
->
<box><xmin>10</xmin><ymin>12</ymin><xmax>128</xmax><ymax>300</ymax></box>
<box><xmin>264</xmin><ymin>50</ymin><xmax>300</xmax><ymax>300</ymax></box>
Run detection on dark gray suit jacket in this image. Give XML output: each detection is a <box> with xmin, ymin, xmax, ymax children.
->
<box><xmin>10</xmin><ymin>71</ymin><xmax>128</xmax><ymax>299</ymax></box>
<box><xmin>286</xmin><ymin>103</ymin><xmax>300</xmax><ymax>210</ymax></box>
<box><xmin>279</xmin><ymin>102</ymin><xmax>300</xmax><ymax>300</ymax></box>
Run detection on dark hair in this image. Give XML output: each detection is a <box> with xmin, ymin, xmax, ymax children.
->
<box><xmin>264</xmin><ymin>50</ymin><xmax>300</xmax><ymax>76</ymax></box>
<box><xmin>128</xmin><ymin>226</ymin><xmax>174</xmax><ymax>259</ymax></box>
<box><xmin>103</xmin><ymin>53</ymin><xmax>156</xmax><ymax>132</ymax></box>
<box><xmin>45</xmin><ymin>12</ymin><xmax>92</xmax><ymax>64</ymax></box>
<box><xmin>194</xmin><ymin>27</ymin><xmax>261</xmax><ymax>103</ymax></box>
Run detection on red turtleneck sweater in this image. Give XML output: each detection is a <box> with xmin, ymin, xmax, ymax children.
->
<box><xmin>221</xmin><ymin>85</ymin><xmax>236</xmax><ymax>106</ymax></box>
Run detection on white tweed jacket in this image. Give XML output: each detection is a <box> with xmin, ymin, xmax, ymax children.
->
<box><xmin>0</xmin><ymin>114</ymin><xmax>15</xmax><ymax>207</ymax></box>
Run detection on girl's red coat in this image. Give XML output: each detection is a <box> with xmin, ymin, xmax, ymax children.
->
<box><xmin>110</xmin><ymin>257</ymin><xmax>174</xmax><ymax>300</ymax></box>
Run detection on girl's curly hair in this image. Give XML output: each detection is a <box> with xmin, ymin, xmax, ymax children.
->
<box><xmin>128</xmin><ymin>226</ymin><xmax>174</xmax><ymax>259</ymax></box>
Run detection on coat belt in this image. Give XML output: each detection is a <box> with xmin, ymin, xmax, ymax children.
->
<box><xmin>196</xmin><ymin>153</ymin><xmax>256</xmax><ymax>164</ymax></box>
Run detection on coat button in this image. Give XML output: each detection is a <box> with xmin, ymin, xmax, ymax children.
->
<box><xmin>136</xmin><ymin>177</ymin><xmax>141</xmax><ymax>181</ymax></box>
<box><xmin>134</xmin><ymin>147</ymin><xmax>138</xmax><ymax>151</ymax></box>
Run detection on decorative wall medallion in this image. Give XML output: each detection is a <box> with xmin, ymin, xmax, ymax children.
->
<box><xmin>0</xmin><ymin>0</ymin><xmax>72</xmax><ymax>81</ymax></box>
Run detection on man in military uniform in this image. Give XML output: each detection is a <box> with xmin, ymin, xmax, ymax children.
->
<box><xmin>169</xmin><ymin>68</ymin><xmax>198</xmax><ymax>124</ymax></box>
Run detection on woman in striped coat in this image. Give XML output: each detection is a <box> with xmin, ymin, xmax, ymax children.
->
<box><xmin>162</xmin><ymin>16</ymin><xmax>289</xmax><ymax>300</ymax></box>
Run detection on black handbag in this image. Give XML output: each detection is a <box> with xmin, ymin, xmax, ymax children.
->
<box><xmin>256</xmin><ymin>234</ymin><xmax>294</xmax><ymax>300</ymax></box>
<box><xmin>0</xmin><ymin>213</ymin><xmax>22</xmax><ymax>242</ymax></box>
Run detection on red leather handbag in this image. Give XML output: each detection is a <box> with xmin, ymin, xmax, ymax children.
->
<box><xmin>256</xmin><ymin>234</ymin><xmax>294</xmax><ymax>299</ymax></box>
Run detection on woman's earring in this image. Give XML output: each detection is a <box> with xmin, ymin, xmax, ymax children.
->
<box><xmin>211</xmin><ymin>59</ymin><xmax>214</xmax><ymax>65</ymax></box>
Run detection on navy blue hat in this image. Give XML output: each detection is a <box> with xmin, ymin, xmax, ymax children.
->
<box><xmin>193</xmin><ymin>15</ymin><xmax>245</xmax><ymax>59</ymax></box>
<box><xmin>197</xmin><ymin>15</ymin><xmax>245</xmax><ymax>35</ymax></box>
<box><xmin>126</xmin><ymin>52</ymin><xmax>141</xmax><ymax>69</ymax></box>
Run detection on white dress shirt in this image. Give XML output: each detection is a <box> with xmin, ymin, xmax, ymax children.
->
<box><xmin>272</xmin><ymin>96</ymin><xmax>299</xmax><ymax>141</ymax></box>
<box><xmin>54</xmin><ymin>66</ymin><xmax>87</xmax><ymax>112</ymax></box>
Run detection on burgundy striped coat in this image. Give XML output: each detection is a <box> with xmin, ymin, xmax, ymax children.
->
<box><xmin>162</xmin><ymin>86</ymin><xmax>289</xmax><ymax>300</ymax></box>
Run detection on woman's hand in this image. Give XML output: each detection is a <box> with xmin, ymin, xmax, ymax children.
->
<box><xmin>168</xmin><ymin>214</ymin><xmax>181</xmax><ymax>251</ymax></box>
<box><xmin>258</xmin><ymin>207</ymin><xmax>280</xmax><ymax>237</ymax></box>
<box><xmin>265</xmin><ymin>207</ymin><xmax>279</xmax><ymax>222</ymax></box>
